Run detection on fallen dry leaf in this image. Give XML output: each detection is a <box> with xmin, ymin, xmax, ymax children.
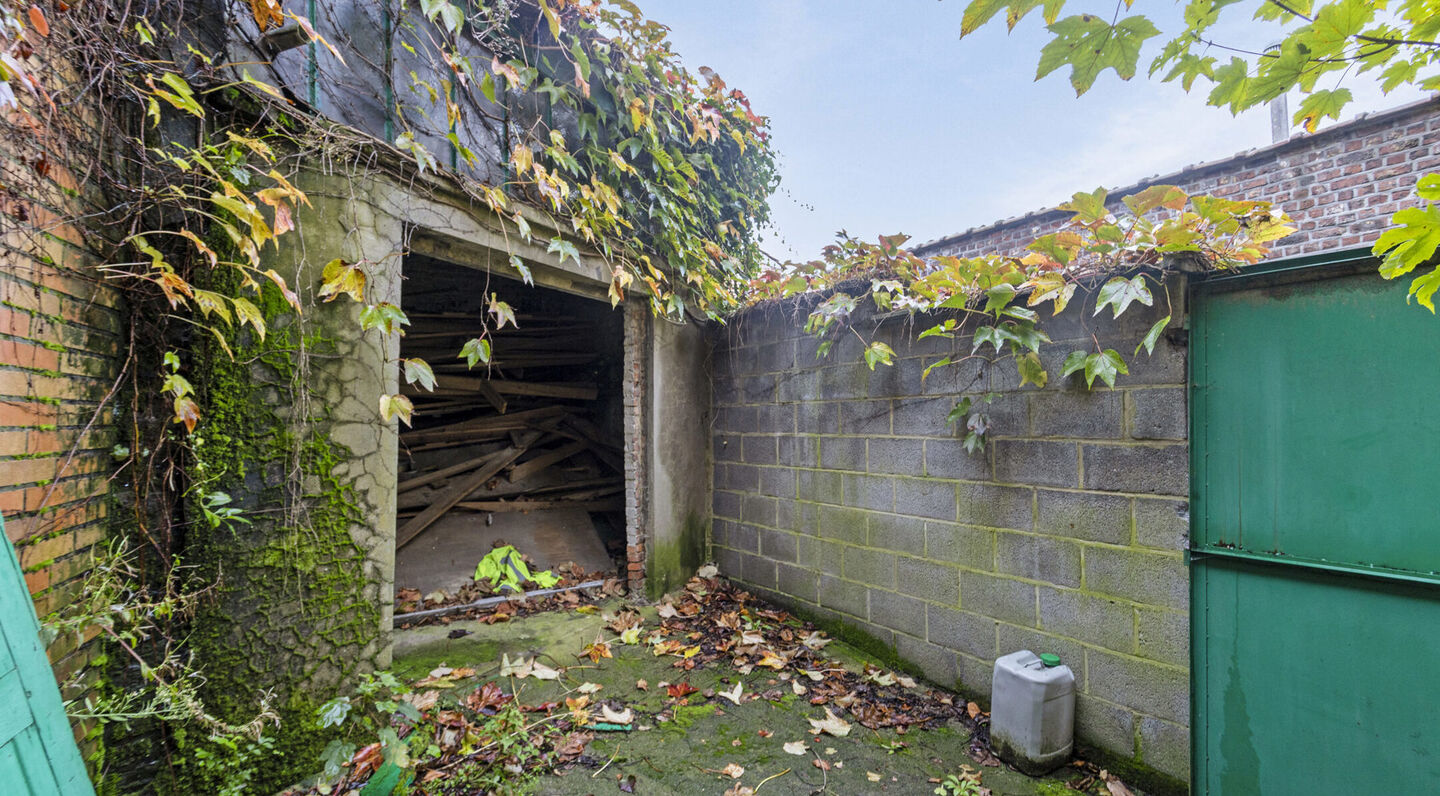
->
<box><xmin>867</xmin><ymin>771</ymin><xmax>882</xmax><ymax>782</ymax></box>
<box><xmin>578</xmin><ymin>682</ymin><xmax>603</xmax><ymax>694</ymax></box>
<box><xmin>635</xmin><ymin>679</ymin><xmax>649</xmax><ymax>691</ymax></box>
<box><xmin>783</xmin><ymin>740</ymin><xmax>809</xmax><ymax>755</ymax></box>
<box><xmin>1101</xmin><ymin>770</ymin><xmax>1136</xmax><ymax>796</ymax></box>
<box><xmin>812</xmin><ymin>758</ymin><xmax>831</xmax><ymax>771</ymax></box>
<box><xmin>697</xmin><ymin>563</ymin><xmax>719</xmax><ymax>578</ymax></box>
<box><xmin>402</xmin><ymin>690</ymin><xmax>439</xmax><ymax>711</ymax></box>
<box><xmin>721</xmin><ymin>762</ymin><xmax>745</xmax><ymax>778</ymax></box>
<box><xmin>718</xmin><ymin>682</ymin><xmax>744</xmax><ymax>705</ymax></box>
<box><xmin>601</xmin><ymin>704</ymin><xmax>634</xmax><ymax>724</ymax></box>
<box><xmin>966</xmin><ymin>701</ymin><xmax>982</xmax><ymax>720</ymax></box>
<box><xmin>666</xmin><ymin>681</ymin><xmax>699</xmax><ymax>698</ymax></box>
<box><xmin>807</xmin><ymin>707</ymin><xmax>852</xmax><ymax>737</ymax></box>
<box><xmin>581</xmin><ymin>639</ymin><xmax>614</xmax><ymax>663</ymax></box>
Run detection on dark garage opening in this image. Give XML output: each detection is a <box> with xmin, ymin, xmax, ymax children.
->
<box><xmin>393</xmin><ymin>255</ymin><xmax>626</xmax><ymax>604</ymax></box>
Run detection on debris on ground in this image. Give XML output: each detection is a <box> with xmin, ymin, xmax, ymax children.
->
<box><xmin>305</xmin><ymin>572</ymin><xmax>1141</xmax><ymax>796</ymax></box>
<box><xmin>394</xmin><ymin>555</ymin><xmax>625</xmax><ymax>628</ymax></box>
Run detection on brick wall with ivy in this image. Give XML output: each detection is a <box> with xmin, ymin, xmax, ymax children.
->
<box><xmin>918</xmin><ymin>96</ymin><xmax>1440</xmax><ymax>261</ymax></box>
<box><xmin>0</xmin><ymin>147</ymin><xmax>122</xmax><ymax>758</ymax></box>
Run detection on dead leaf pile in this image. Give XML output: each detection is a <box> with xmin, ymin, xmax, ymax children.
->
<box><xmin>291</xmin><ymin>669</ymin><xmax>601</xmax><ymax>796</ymax></box>
<box><xmin>640</xmin><ymin>574</ymin><xmax>961</xmax><ymax>733</ymax></box>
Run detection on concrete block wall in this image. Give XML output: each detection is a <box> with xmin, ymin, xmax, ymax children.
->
<box><xmin>710</xmin><ymin>287</ymin><xmax>1191</xmax><ymax>781</ymax></box>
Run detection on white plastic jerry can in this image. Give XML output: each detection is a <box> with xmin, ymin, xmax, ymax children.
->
<box><xmin>989</xmin><ymin>649</ymin><xmax>1076</xmax><ymax>775</ymax></box>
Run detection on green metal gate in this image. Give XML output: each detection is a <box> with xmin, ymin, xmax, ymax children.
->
<box><xmin>0</xmin><ymin>516</ymin><xmax>94</xmax><ymax>794</ymax></box>
<box><xmin>1190</xmin><ymin>255</ymin><xmax>1440</xmax><ymax>794</ymax></box>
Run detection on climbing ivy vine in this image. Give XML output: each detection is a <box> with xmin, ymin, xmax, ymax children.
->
<box><xmin>0</xmin><ymin>0</ymin><xmax>776</xmax><ymax>789</ymax></box>
<box><xmin>743</xmin><ymin>185</ymin><xmax>1294</xmax><ymax>450</ymax></box>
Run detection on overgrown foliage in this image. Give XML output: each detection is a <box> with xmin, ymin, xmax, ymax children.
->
<box><xmin>744</xmin><ymin>184</ymin><xmax>1293</xmax><ymax>449</ymax></box>
<box><xmin>955</xmin><ymin>0</ymin><xmax>1440</xmax><ymax>310</ymax></box>
<box><xmin>0</xmin><ymin>0</ymin><xmax>776</xmax><ymax>789</ymax></box>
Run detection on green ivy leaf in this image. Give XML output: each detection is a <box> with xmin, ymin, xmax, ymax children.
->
<box><xmin>316</xmin><ymin>697</ymin><xmax>352</xmax><ymax>728</ymax></box>
<box><xmin>863</xmin><ymin>341</ymin><xmax>895</xmax><ymax>370</ymax></box>
<box><xmin>509</xmin><ymin>254</ymin><xmax>534</xmax><ymax>286</ymax></box>
<box><xmin>459</xmin><ymin>337</ymin><xmax>492</xmax><ymax>368</ymax></box>
<box><xmin>1037</xmin><ymin>13</ymin><xmax>1161</xmax><ymax>95</ymax></box>
<box><xmin>985</xmin><ymin>283</ymin><xmax>1017</xmax><ymax>314</ymax></box>
<box><xmin>1135</xmin><ymin>314</ymin><xmax>1171</xmax><ymax>356</ymax></box>
<box><xmin>1083</xmin><ymin>349</ymin><xmax>1129</xmax><ymax>389</ymax></box>
<box><xmin>1061</xmin><ymin>350</ymin><xmax>1088</xmax><ymax>379</ymax></box>
<box><xmin>402</xmin><ymin>358</ymin><xmax>436</xmax><ymax>392</ymax></box>
<box><xmin>359</xmin><ymin>302</ymin><xmax>409</xmax><ymax>336</ymax></box>
<box><xmin>972</xmin><ymin>325</ymin><xmax>1001</xmax><ymax>354</ymax></box>
<box><xmin>1094</xmin><ymin>275</ymin><xmax>1153</xmax><ymax>318</ymax></box>
<box><xmin>1017</xmin><ymin>351</ymin><xmax>1048</xmax><ymax>388</ymax></box>
<box><xmin>946</xmin><ymin>396</ymin><xmax>974</xmax><ymax>427</ymax></box>
<box><xmin>547</xmin><ymin>236</ymin><xmax>581</xmax><ymax>265</ymax></box>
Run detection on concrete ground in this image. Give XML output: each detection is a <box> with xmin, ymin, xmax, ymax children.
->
<box><xmin>394</xmin><ymin>508</ymin><xmax>614</xmax><ymax>595</ymax></box>
<box><xmin>393</xmin><ymin>602</ymin><xmax>1093</xmax><ymax>796</ymax></box>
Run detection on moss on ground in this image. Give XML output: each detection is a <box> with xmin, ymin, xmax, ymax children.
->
<box><xmin>391</xmin><ymin>602</ymin><xmax>1086</xmax><ymax>796</ymax></box>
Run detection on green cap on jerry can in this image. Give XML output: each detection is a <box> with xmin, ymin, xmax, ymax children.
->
<box><xmin>1039</xmin><ymin>653</ymin><xmax>1061</xmax><ymax>667</ymax></box>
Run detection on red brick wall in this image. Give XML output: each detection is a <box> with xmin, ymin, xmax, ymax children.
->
<box><xmin>2</xmin><ymin>139</ymin><xmax>123</xmax><ymax>746</ymax></box>
<box><xmin>917</xmin><ymin>97</ymin><xmax>1440</xmax><ymax>261</ymax></box>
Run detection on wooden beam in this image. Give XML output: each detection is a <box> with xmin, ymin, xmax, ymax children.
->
<box><xmin>475</xmin><ymin>379</ymin><xmax>508</xmax><ymax>414</ymax></box>
<box><xmin>419</xmin><ymin>375</ymin><xmax>599</xmax><ymax>401</ymax></box>
<box><xmin>397</xmin><ymin>476</ymin><xmax>622</xmax><ymax>510</ymax></box>
<box><xmin>507</xmin><ymin>440</ymin><xmax>589</xmax><ymax>483</ymax></box>
<box><xmin>395</xmin><ymin>433</ymin><xmax>540</xmax><ymax>550</ymax></box>
<box><xmin>454</xmin><ymin>498</ymin><xmax>624</xmax><ymax>513</ymax></box>
<box><xmin>397</xmin><ymin>450</ymin><xmax>506</xmax><ymax>494</ymax></box>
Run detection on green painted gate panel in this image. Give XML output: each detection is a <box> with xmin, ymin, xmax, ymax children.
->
<box><xmin>1191</xmin><ymin>262</ymin><xmax>1440</xmax><ymax>794</ymax></box>
<box><xmin>0</xmin><ymin>516</ymin><xmax>94</xmax><ymax>795</ymax></box>
<box><xmin>1192</xmin><ymin>268</ymin><xmax>1440</xmax><ymax>575</ymax></box>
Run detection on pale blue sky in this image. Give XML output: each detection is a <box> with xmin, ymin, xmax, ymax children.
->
<box><xmin>642</xmin><ymin>0</ymin><xmax>1429</xmax><ymax>259</ymax></box>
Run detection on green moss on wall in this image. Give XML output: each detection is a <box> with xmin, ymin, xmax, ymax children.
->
<box><xmin>178</xmin><ymin>269</ymin><xmax>381</xmax><ymax>793</ymax></box>
<box><xmin>646</xmin><ymin>512</ymin><xmax>708</xmax><ymax>600</ymax></box>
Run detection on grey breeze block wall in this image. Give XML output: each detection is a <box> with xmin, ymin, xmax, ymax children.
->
<box><xmin>710</xmin><ymin>283</ymin><xmax>1191</xmax><ymax>781</ymax></box>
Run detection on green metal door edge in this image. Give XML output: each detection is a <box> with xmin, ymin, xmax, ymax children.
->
<box><xmin>1187</xmin><ymin>251</ymin><xmax>1357</xmax><ymax>792</ymax></box>
<box><xmin>0</xmin><ymin>515</ymin><xmax>96</xmax><ymax>795</ymax></box>
<box><xmin>1187</xmin><ymin>251</ymin><xmax>1440</xmax><ymax>793</ymax></box>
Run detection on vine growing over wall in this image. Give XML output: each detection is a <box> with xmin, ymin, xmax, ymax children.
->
<box><xmin>742</xmin><ymin>185</ymin><xmax>1294</xmax><ymax>450</ymax></box>
<box><xmin>0</xmin><ymin>0</ymin><xmax>778</xmax><ymax>789</ymax></box>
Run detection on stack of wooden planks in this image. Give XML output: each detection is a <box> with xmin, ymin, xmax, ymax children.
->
<box><xmin>394</xmin><ymin>312</ymin><xmax>624</xmax><ymax>550</ymax></box>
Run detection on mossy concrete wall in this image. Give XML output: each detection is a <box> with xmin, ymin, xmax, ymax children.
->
<box><xmin>644</xmin><ymin>315</ymin><xmax>711</xmax><ymax>597</ymax></box>
<box><xmin>188</xmin><ymin>170</ymin><xmax>402</xmax><ymax>786</ymax></box>
<box><xmin>709</xmin><ymin>279</ymin><xmax>1191</xmax><ymax>784</ymax></box>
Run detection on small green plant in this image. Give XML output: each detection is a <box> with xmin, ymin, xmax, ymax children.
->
<box><xmin>934</xmin><ymin>766</ymin><xmax>985</xmax><ymax>796</ymax></box>
<box><xmin>1036</xmin><ymin>782</ymin><xmax>1077</xmax><ymax>796</ymax></box>
<box><xmin>198</xmin><ymin>490</ymin><xmax>250</xmax><ymax>530</ymax></box>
